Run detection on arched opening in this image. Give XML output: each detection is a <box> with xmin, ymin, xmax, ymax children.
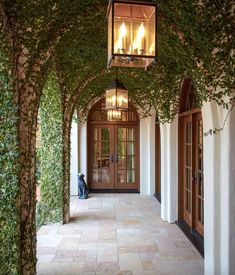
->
<box><xmin>155</xmin><ymin>117</ymin><xmax>161</xmax><ymax>202</ymax></box>
<box><xmin>178</xmin><ymin>79</ymin><xmax>204</xmax><ymax>255</ymax></box>
<box><xmin>87</xmin><ymin>98</ymin><xmax>140</xmax><ymax>192</ymax></box>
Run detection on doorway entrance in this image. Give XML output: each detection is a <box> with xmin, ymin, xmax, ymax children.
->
<box><xmin>87</xmin><ymin>99</ymin><xmax>139</xmax><ymax>191</ymax></box>
<box><xmin>180</xmin><ymin>112</ymin><xmax>204</xmax><ymax>236</ymax></box>
<box><xmin>178</xmin><ymin>79</ymin><xmax>204</xmax><ymax>254</ymax></box>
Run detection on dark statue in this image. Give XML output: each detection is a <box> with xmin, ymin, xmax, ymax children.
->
<box><xmin>77</xmin><ymin>173</ymin><xmax>89</xmax><ymax>199</ymax></box>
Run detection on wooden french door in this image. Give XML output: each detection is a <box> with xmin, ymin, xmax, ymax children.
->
<box><xmin>88</xmin><ymin>124</ymin><xmax>139</xmax><ymax>190</ymax></box>
<box><xmin>180</xmin><ymin>112</ymin><xmax>204</xmax><ymax>236</ymax></box>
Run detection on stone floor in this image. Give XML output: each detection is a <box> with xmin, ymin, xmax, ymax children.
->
<box><xmin>37</xmin><ymin>193</ymin><xmax>204</xmax><ymax>275</ymax></box>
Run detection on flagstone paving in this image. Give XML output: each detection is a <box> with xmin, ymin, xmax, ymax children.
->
<box><xmin>37</xmin><ymin>193</ymin><xmax>204</xmax><ymax>275</ymax></box>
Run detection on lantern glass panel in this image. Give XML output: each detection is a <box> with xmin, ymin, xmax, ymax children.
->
<box><xmin>106</xmin><ymin>89</ymin><xmax>117</xmax><ymax>109</ymax></box>
<box><xmin>108</xmin><ymin>1</ymin><xmax>156</xmax><ymax>68</ymax></box>
<box><xmin>116</xmin><ymin>89</ymin><xmax>128</xmax><ymax>109</ymax></box>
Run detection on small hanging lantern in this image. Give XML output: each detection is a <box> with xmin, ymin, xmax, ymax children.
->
<box><xmin>105</xmin><ymin>79</ymin><xmax>128</xmax><ymax>110</ymax></box>
<box><xmin>107</xmin><ymin>0</ymin><xmax>157</xmax><ymax>69</ymax></box>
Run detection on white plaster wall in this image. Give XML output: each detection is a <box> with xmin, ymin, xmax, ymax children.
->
<box><xmin>70</xmin><ymin>121</ymin><xmax>78</xmax><ymax>196</ymax></box>
<box><xmin>202</xmin><ymin>99</ymin><xmax>235</xmax><ymax>275</ymax></box>
<box><xmin>139</xmin><ymin>114</ymin><xmax>156</xmax><ymax>195</ymax></box>
<box><xmin>160</xmin><ymin>118</ymin><xmax>178</xmax><ymax>223</ymax></box>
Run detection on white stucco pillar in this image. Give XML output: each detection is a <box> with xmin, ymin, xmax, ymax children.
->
<box><xmin>139</xmin><ymin>114</ymin><xmax>156</xmax><ymax>195</ymax></box>
<box><xmin>160</xmin><ymin>117</ymin><xmax>178</xmax><ymax>223</ymax></box>
<box><xmin>70</xmin><ymin>121</ymin><xmax>87</xmax><ymax>196</ymax></box>
<box><xmin>202</xmin><ymin>99</ymin><xmax>235</xmax><ymax>275</ymax></box>
<box><xmin>70</xmin><ymin>121</ymin><xmax>78</xmax><ymax>196</ymax></box>
<box><xmin>229</xmin><ymin>103</ymin><xmax>235</xmax><ymax>274</ymax></box>
<box><xmin>78</xmin><ymin>122</ymin><xmax>87</xmax><ymax>181</ymax></box>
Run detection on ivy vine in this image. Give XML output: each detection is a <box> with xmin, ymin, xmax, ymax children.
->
<box><xmin>36</xmin><ymin>72</ymin><xmax>63</xmax><ymax>226</ymax></box>
<box><xmin>0</xmin><ymin>52</ymin><xmax>20</xmax><ymax>275</ymax></box>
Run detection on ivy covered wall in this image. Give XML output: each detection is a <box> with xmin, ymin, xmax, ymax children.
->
<box><xmin>0</xmin><ymin>53</ymin><xmax>20</xmax><ymax>274</ymax></box>
<box><xmin>37</xmin><ymin>72</ymin><xmax>63</xmax><ymax>226</ymax></box>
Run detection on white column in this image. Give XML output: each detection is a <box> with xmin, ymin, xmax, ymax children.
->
<box><xmin>160</xmin><ymin>117</ymin><xmax>178</xmax><ymax>223</ymax></box>
<box><xmin>70</xmin><ymin>121</ymin><xmax>78</xmax><ymax>196</ymax></box>
<box><xmin>78</xmin><ymin>122</ymin><xmax>87</xmax><ymax>182</ymax></box>
<box><xmin>139</xmin><ymin>114</ymin><xmax>156</xmax><ymax>195</ymax></box>
<box><xmin>228</xmin><ymin>103</ymin><xmax>235</xmax><ymax>274</ymax></box>
<box><xmin>202</xmin><ymin>99</ymin><xmax>235</xmax><ymax>275</ymax></box>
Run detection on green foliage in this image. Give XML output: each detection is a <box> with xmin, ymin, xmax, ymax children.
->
<box><xmin>37</xmin><ymin>72</ymin><xmax>63</xmax><ymax>226</ymax></box>
<box><xmin>55</xmin><ymin>0</ymin><xmax>234</xmax><ymax>123</ymax></box>
<box><xmin>0</xmin><ymin>52</ymin><xmax>20</xmax><ymax>275</ymax></box>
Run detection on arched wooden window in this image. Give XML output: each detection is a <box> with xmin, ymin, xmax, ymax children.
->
<box><xmin>88</xmin><ymin>99</ymin><xmax>139</xmax><ymax>123</ymax></box>
<box><xmin>178</xmin><ymin>79</ymin><xmax>204</xmax><ymax>255</ymax></box>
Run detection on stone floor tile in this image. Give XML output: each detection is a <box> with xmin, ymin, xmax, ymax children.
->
<box><xmin>133</xmin><ymin>271</ymin><xmax>157</xmax><ymax>275</ymax></box>
<box><xmin>119</xmin><ymin>253</ymin><xmax>142</xmax><ymax>271</ymax></box>
<box><xmin>97</xmin><ymin>247</ymin><xmax>118</xmax><ymax>262</ymax></box>
<box><xmin>37</xmin><ymin>235</ymin><xmax>62</xmax><ymax>248</ymax></box>
<box><xmin>37</xmin><ymin>262</ymin><xmax>84</xmax><ymax>275</ymax></box>
<box><xmin>37</xmin><ymin>194</ymin><xmax>204</xmax><ymax>275</ymax></box>
<box><xmin>37</xmin><ymin>254</ymin><xmax>54</xmax><ymax>263</ymax></box>
<box><xmin>141</xmin><ymin>260</ymin><xmax>155</xmax><ymax>270</ymax></box>
<box><xmin>83</xmin><ymin>262</ymin><xmax>119</xmax><ymax>272</ymax></box>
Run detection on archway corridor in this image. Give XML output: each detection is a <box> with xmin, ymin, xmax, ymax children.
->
<box><xmin>0</xmin><ymin>1</ymin><xmax>234</xmax><ymax>274</ymax></box>
<box><xmin>37</xmin><ymin>194</ymin><xmax>203</xmax><ymax>274</ymax></box>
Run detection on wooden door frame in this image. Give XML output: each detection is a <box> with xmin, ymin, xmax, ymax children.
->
<box><xmin>87</xmin><ymin>99</ymin><xmax>140</xmax><ymax>192</ymax></box>
<box><xmin>178</xmin><ymin>109</ymin><xmax>201</xmax><ymax>222</ymax></box>
<box><xmin>178</xmin><ymin>109</ymin><xmax>204</xmax><ymax>256</ymax></box>
<box><xmin>87</xmin><ymin>122</ymin><xmax>140</xmax><ymax>191</ymax></box>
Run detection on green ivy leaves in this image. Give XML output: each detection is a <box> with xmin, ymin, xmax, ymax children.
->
<box><xmin>36</xmin><ymin>72</ymin><xmax>63</xmax><ymax>226</ymax></box>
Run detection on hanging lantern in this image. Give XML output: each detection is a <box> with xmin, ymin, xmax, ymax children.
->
<box><xmin>107</xmin><ymin>109</ymin><xmax>122</xmax><ymax>121</ymax></box>
<box><xmin>107</xmin><ymin>0</ymin><xmax>157</xmax><ymax>69</ymax></box>
<box><xmin>105</xmin><ymin>79</ymin><xmax>128</xmax><ymax>110</ymax></box>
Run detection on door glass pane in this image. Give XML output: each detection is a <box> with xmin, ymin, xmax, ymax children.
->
<box><xmin>102</xmin><ymin>141</ymin><xmax>109</xmax><ymax>155</ymax></box>
<box><xmin>198</xmin><ymin>197</ymin><xmax>202</xmax><ymax>222</ymax></box>
<box><xmin>127</xmin><ymin>170</ymin><xmax>135</xmax><ymax>183</ymax></box>
<box><xmin>117</xmin><ymin>127</ymin><xmax>136</xmax><ymax>185</ymax></box>
<box><xmin>118</xmin><ymin>170</ymin><xmax>126</xmax><ymax>183</ymax></box>
<box><xmin>127</xmin><ymin>156</ymin><xmax>135</xmax><ymax>169</ymax></box>
<box><xmin>188</xmin><ymin>192</ymin><xmax>191</xmax><ymax>213</ymax></box>
<box><xmin>102</xmin><ymin>170</ymin><xmax>110</xmax><ymax>182</ymax></box>
<box><xmin>198</xmin><ymin>145</ymin><xmax>202</xmax><ymax>170</ymax></box>
<box><xmin>118</xmin><ymin>128</ymin><xmax>126</xmax><ymax>141</ymax></box>
<box><xmin>186</xmin><ymin>168</ymin><xmax>191</xmax><ymax>190</ymax></box>
<box><xmin>127</xmin><ymin>142</ymin><xmax>134</xmax><ymax>155</ymax></box>
<box><xmin>187</xmin><ymin>122</ymin><xmax>191</xmax><ymax>143</ymax></box>
<box><xmin>118</xmin><ymin>141</ymin><xmax>126</xmax><ymax>155</ymax></box>
<box><xmin>101</xmin><ymin>128</ymin><xmax>109</xmax><ymax>140</ymax></box>
<box><xmin>92</xmin><ymin>170</ymin><xmax>101</xmax><ymax>183</ymax></box>
<box><xmin>92</xmin><ymin>127</ymin><xmax>110</xmax><ymax>184</ymax></box>
<box><xmin>127</xmin><ymin>128</ymin><xmax>134</xmax><ymax>141</ymax></box>
<box><xmin>118</xmin><ymin>155</ymin><xmax>126</xmax><ymax>169</ymax></box>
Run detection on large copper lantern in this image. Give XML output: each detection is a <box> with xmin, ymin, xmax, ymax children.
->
<box><xmin>105</xmin><ymin>79</ymin><xmax>128</xmax><ymax>110</ymax></box>
<box><xmin>107</xmin><ymin>0</ymin><xmax>157</xmax><ymax>69</ymax></box>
